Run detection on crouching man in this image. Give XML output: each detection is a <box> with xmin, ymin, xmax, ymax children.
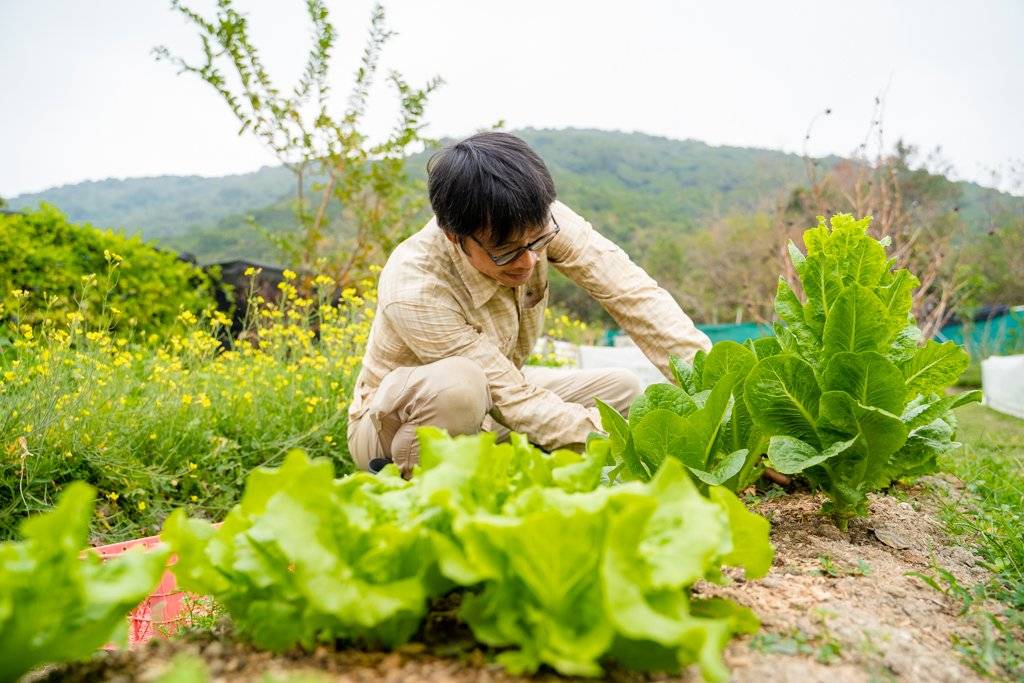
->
<box><xmin>347</xmin><ymin>132</ymin><xmax>711</xmax><ymax>476</ymax></box>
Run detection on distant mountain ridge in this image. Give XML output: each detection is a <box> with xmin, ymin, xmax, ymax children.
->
<box><xmin>8</xmin><ymin>164</ymin><xmax>296</xmax><ymax>242</ymax></box>
<box><xmin>9</xmin><ymin>128</ymin><xmax>1021</xmax><ymax>263</ymax></box>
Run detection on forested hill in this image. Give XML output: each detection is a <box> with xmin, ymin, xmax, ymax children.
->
<box><xmin>8</xmin><ymin>164</ymin><xmax>295</xmax><ymax>243</ymax></box>
<box><xmin>8</xmin><ymin>128</ymin><xmax>1021</xmax><ymax>264</ymax></box>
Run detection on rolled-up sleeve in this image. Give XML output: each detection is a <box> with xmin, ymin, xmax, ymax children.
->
<box><xmin>385</xmin><ymin>299</ymin><xmax>601</xmax><ymax>450</ymax></box>
<box><xmin>547</xmin><ymin>202</ymin><xmax>711</xmax><ymax>377</ymax></box>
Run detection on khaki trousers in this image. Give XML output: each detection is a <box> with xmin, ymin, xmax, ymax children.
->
<box><xmin>347</xmin><ymin>356</ymin><xmax>642</xmax><ymax>476</ymax></box>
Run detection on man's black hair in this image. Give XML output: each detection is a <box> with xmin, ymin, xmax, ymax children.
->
<box><xmin>427</xmin><ymin>131</ymin><xmax>556</xmax><ymax>246</ymax></box>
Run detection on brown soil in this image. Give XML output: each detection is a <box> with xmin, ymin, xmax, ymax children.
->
<box><xmin>33</xmin><ymin>477</ymin><xmax>988</xmax><ymax>683</ymax></box>
<box><xmin>705</xmin><ymin>476</ymin><xmax>989</xmax><ymax>683</ymax></box>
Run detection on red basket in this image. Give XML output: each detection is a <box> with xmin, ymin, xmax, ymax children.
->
<box><xmin>88</xmin><ymin>534</ymin><xmax>186</xmax><ymax>645</ymax></box>
<box><xmin>88</xmin><ymin>526</ymin><xmax>218</xmax><ymax>646</ymax></box>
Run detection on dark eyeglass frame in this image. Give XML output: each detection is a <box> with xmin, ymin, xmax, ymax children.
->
<box><xmin>469</xmin><ymin>216</ymin><xmax>561</xmax><ymax>266</ymax></box>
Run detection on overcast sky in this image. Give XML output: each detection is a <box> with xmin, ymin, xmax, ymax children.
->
<box><xmin>2</xmin><ymin>0</ymin><xmax>1022</xmax><ymax>198</ymax></box>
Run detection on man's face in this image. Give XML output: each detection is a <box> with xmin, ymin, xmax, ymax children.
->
<box><xmin>447</xmin><ymin>223</ymin><xmax>550</xmax><ymax>288</ymax></box>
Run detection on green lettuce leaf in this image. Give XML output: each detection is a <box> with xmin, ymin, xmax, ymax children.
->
<box><xmin>1</xmin><ymin>483</ymin><xmax>168</xmax><ymax>681</ymax></box>
<box><xmin>163</xmin><ymin>432</ymin><xmax>773</xmax><ymax>682</ymax></box>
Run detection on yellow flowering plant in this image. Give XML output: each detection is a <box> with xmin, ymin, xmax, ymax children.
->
<box><xmin>0</xmin><ymin>264</ymin><xmax>377</xmax><ymax>542</ymax></box>
<box><xmin>527</xmin><ymin>306</ymin><xmax>598</xmax><ymax>367</ymax></box>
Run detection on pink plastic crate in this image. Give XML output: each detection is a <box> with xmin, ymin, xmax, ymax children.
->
<box><xmin>89</xmin><ymin>524</ymin><xmax>220</xmax><ymax>646</ymax></box>
<box><xmin>89</xmin><ymin>533</ymin><xmax>187</xmax><ymax>645</ymax></box>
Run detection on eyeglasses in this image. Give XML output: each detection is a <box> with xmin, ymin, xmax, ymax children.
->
<box><xmin>469</xmin><ymin>216</ymin><xmax>561</xmax><ymax>266</ymax></box>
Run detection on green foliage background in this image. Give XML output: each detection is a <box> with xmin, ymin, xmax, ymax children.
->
<box><xmin>10</xmin><ymin>128</ymin><xmax>1022</xmax><ymax>325</ymax></box>
<box><xmin>0</xmin><ymin>204</ymin><xmax>219</xmax><ymax>342</ymax></box>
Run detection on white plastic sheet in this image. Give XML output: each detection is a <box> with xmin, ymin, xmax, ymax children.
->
<box><xmin>530</xmin><ymin>336</ymin><xmax>667</xmax><ymax>388</ymax></box>
<box><xmin>577</xmin><ymin>344</ymin><xmax>665</xmax><ymax>387</ymax></box>
<box><xmin>981</xmin><ymin>354</ymin><xmax>1024</xmax><ymax>419</ymax></box>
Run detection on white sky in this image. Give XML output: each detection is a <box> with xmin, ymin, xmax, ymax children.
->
<box><xmin>2</xmin><ymin>0</ymin><xmax>1022</xmax><ymax>198</ymax></box>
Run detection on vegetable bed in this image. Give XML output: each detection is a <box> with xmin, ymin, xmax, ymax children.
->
<box><xmin>6</xmin><ymin>213</ymin><xmax>1005</xmax><ymax>682</ymax></box>
<box><xmin>31</xmin><ymin>479</ymin><xmax>989</xmax><ymax>682</ymax></box>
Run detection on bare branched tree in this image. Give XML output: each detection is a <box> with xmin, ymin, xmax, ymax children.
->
<box><xmin>781</xmin><ymin>96</ymin><xmax>973</xmax><ymax>339</ymax></box>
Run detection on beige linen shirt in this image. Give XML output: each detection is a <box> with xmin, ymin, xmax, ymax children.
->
<box><xmin>348</xmin><ymin>200</ymin><xmax>711</xmax><ymax>451</ymax></box>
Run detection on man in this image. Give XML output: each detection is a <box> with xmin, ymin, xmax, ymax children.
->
<box><xmin>347</xmin><ymin>132</ymin><xmax>711</xmax><ymax>476</ymax></box>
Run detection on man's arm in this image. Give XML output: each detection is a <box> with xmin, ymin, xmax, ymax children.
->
<box><xmin>385</xmin><ymin>299</ymin><xmax>601</xmax><ymax>450</ymax></box>
<box><xmin>547</xmin><ymin>201</ymin><xmax>712</xmax><ymax>377</ymax></box>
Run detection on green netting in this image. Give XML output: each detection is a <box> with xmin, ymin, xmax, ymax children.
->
<box><xmin>603</xmin><ymin>307</ymin><xmax>1023</xmax><ymax>359</ymax></box>
<box><xmin>698</xmin><ymin>322</ymin><xmax>774</xmax><ymax>344</ymax></box>
<box><xmin>937</xmin><ymin>308</ymin><xmax>1024</xmax><ymax>359</ymax></box>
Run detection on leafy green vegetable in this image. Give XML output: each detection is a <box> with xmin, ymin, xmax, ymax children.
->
<box><xmin>599</xmin><ymin>341</ymin><xmax>768</xmax><ymax>491</ymax></box>
<box><xmin>598</xmin><ymin>214</ymin><xmax>979</xmax><ymax>526</ymax></box>
<box><xmin>0</xmin><ymin>482</ymin><xmax>168</xmax><ymax>681</ymax></box>
<box><xmin>164</xmin><ymin>431</ymin><xmax>773</xmax><ymax>681</ymax></box>
<box><xmin>164</xmin><ymin>450</ymin><xmax>443</xmax><ymax>651</ymax></box>
<box><xmin>751</xmin><ymin>214</ymin><xmax>980</xmax><ymax>524</ymax></box>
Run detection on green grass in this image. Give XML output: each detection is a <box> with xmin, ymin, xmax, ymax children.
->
<box><xmin>956</xmin><ymin>361</ymin><xmax>982</xmax><ymax>389</ymax></box>
<box><xmin>933</xmin><ymin>401</ymin><xmax>1024</xmax><ymax>679</ymax></box>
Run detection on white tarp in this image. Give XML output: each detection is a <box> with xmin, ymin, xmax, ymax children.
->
<box><xmin>981</xmin><ymin>354</ymin><xmax>1024</xmax><ymax>419</ymax></box>
<box><xmin>531</xmin><ymin>336</ymin><xmax>667</xmax><ymax>387</ymax></box>
<box><xmin>578</xmin><ymin>344</ymin><xmax>665</xmax><ymax>387</ymax></box>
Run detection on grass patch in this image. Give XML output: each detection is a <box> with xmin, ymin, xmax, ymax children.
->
<box><xmin>933</xmin><ymin>401</ymin><xmax>1024</xmax><ymax>679</ymax></box>
<box><xmin>955</xmin><ymin>361</ymin><xmax>982</xmax><ymax>389</ymax></box>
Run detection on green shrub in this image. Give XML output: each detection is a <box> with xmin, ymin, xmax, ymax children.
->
<box><xmin>0</xmin><ymin>204</ymin><xmax>218</xmax><ymax>343</ymax></box>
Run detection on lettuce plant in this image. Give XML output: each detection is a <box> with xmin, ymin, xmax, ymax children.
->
<box><xmin>0</xmin><ymin>482</ymin><xmax>169</xmax><ymax>681</ymax></box>
<box><xmin>598</xmin><ymin>214</ymin><xmax>978</xmax><ymax>527</ymax></box>
<box><xmin>754</xmin><ymin>213</ymin><xmax>980</xmax><ymax>524</ymax></box>
<box><xmin>164</xmin><ymin>430</ymin><xmax>773</xmax><ymax>681</ymax></box>
<box><xmin>163</xmin><ymin>452</ymin><xmax>442</xmax><ymax>651</ymax></box>
<box><xmin>596</xmin><ymin>337</ymin><xmax>779</xmax><ymax>491</ymax></box>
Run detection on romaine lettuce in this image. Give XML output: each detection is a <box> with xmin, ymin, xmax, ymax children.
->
<box><xmin>599</xmin><ymin>214</ymin><xmax>979</xmax><ymax>526</ymax></box>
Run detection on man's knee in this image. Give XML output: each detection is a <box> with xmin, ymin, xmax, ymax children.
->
<box><xmin>603</xmin><ymin>367</ymin><xmax>643</xmax><ymax>415</ymax></box>
<box><xmin>417</xmin><ymin>356</ymin><xmax>490</xmax><ymax>435</ymax></box>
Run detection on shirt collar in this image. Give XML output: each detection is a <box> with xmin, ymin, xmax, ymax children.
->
<box><xmin>442</xmin><ymin>225</ymin><xmax>503</xmax><ymax>308</ymax></box>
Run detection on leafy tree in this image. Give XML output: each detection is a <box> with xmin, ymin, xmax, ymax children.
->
<box><xmin>154</xmin><ymin>0</ymin><xmax>441</xmax><ymax>282</ymax></box>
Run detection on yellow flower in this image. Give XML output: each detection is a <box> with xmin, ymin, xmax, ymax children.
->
<box><xmin>283</xmin><ymin>269</ymin><xmax>297</xmax><ymax>281</ymax></box>
<box><xmin>244</xmin><ymin>266</ymin><xmax>261</xmax><ymax>277</ymax></box>
<box><xmin>181</xmin><ymin>394</ymin><xmax>193</xmax><ymax>406</ymax></box>
<box><xmin>137</xmin><ymin>500</ymin><xmax>147</xmax><ymax>512</ymax></box>
<box><xmin>190</xmin><ymin>495</ymin><xmax>198</xmax><ymax>503</ymax></box>
<box><xmin>188</xmin><ymin>461</ymin><xmax>198</xmax><ymax>472</ymax></box>
<box><xmin>106</xmin><ymin>491</ymin><xmax>119</xmax><ymax>503</ymax></box>
<box><xmin>149</xmin><ymin>433</ymin><xmax>157</xmax><ymax>440</ymax></box>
